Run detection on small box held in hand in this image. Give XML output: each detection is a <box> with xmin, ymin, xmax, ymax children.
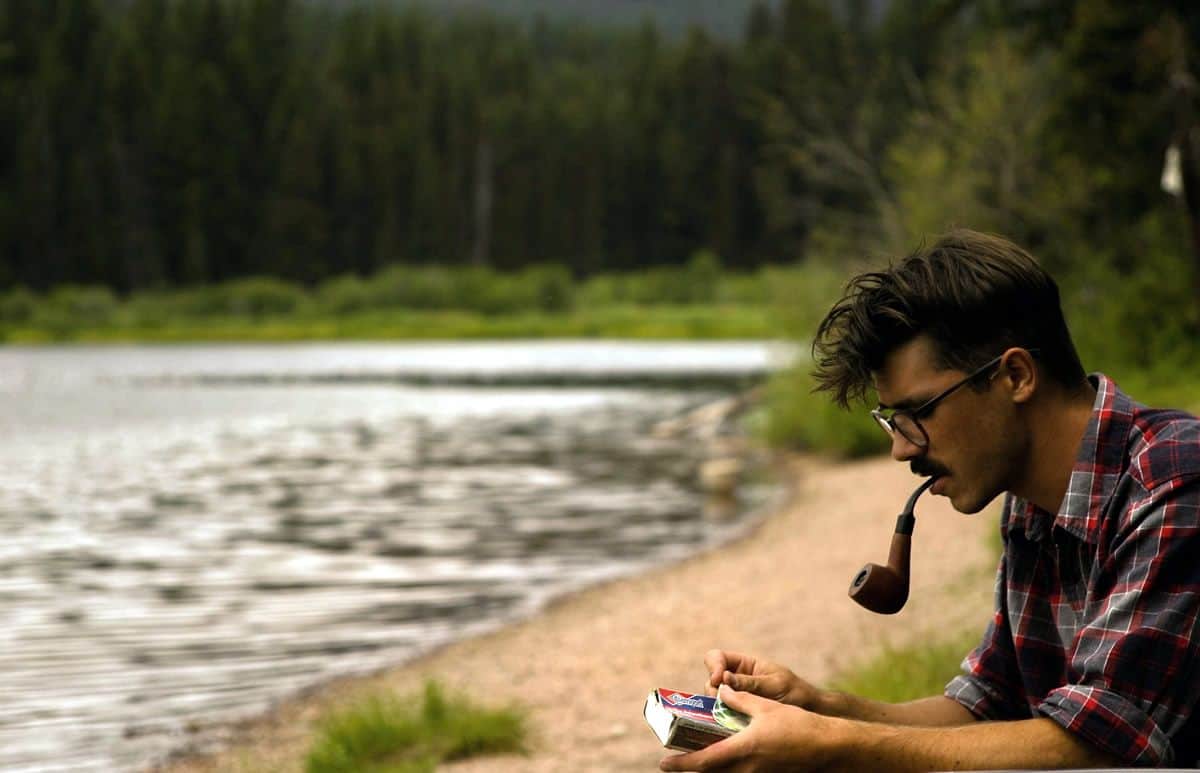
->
<box><xmin>643</xmin><ymin>688</ymin><xmax>749</xmax><ymax>751</ymax></box>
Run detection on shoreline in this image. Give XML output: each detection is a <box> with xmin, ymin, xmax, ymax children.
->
<box><xmin>158</xmin><ymin>454</ymin><xmax>997</xmax><ymax>772</ymax></box>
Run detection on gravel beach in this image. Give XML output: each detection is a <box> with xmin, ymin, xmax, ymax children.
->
<box><xmin>161</xmin><ymin>454</ymin><xmax>998</xmax><ymax>772</ymax></box>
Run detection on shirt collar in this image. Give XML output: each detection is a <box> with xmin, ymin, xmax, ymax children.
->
<box><xmin>1013</xmin><ymin>373</ymin><xmax>1134</xmax><ymax>544</ymax></box>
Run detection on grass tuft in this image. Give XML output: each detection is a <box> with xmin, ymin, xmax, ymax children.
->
<box><xmin>830</xmin><ymin>629</ymin><xmax>982</xmax><ymax>704</ymax></box>
<box><xmin>305</xmin><ymin>681</ymin><xmax>526</xmax><ymax>773</ymax></box>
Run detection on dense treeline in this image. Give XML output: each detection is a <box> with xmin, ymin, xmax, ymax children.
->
<box><xmin>2</xmin><ymin>0</ymin><xmax>785</xmax><ymax>290</ymax></box>
<box><xmin>378</xmin><ymin>0</ymin><xmax>787</xmax><ymax>41</ymax></box>
<box><xmin>1</xmin><ymin>0</ymin><xmax>1198</xmax><ymax>337</ymax></box>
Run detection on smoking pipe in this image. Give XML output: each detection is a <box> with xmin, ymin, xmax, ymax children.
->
<box><xmin>847</xmin><ymin>477</ymin><xmax>937</xmax><ymax>614</ymax></box>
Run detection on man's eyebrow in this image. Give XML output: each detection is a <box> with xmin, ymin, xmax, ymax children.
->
<box><xmin>876</xmin><ymin>396</ymin><xmax>926</xmax><ymax>412</ymax></box>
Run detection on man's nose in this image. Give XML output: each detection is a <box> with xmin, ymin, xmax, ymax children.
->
<box><xmin>890</xmin><ymin>431</ymin><xmax>924</xmax><ymax>462</ymax></box>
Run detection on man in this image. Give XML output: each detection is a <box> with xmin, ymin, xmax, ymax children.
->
<box><xmin>662</xmin><ymin>230</ymin><xmax>1200</xmax><ymax>771</ymax></box>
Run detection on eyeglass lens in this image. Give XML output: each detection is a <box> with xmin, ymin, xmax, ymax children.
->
<box><xmin>891</xmin><ymin>413</ymin><xmax>926</xmax><ymax>447</ymax></box>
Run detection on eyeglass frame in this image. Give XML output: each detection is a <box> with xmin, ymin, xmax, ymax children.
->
<box><xmin>870</xmin><ymin>348</ymin><xmax>1041</xmax><ymax>449</ymax></box>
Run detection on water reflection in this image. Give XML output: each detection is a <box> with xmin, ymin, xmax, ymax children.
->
<box><xmin>0</xmin><ymin>344</ymin><xmax>772</xmax><ymax>771</ymax></box>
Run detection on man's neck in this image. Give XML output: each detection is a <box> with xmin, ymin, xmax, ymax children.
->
<box><xmin>1015</xmin><ymin>381</ymin><xmax>1097</xmax><ymax>514</ymax></box>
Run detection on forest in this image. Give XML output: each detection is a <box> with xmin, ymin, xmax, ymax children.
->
<box><xmin>373</xmin><ymin>0</ymin><xmax>789</xmax><ymax>40</ymax></box>
<box><xmin>1</xmin><ymin>0</ymin><xmax>1198</xmax><ymax>371</ymax></box>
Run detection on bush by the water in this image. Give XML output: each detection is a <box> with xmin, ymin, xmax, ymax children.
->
<box><xmin>0</xmin><ymin>287</ymin><xmax>37</xmax><ymax>324</ymax></box>
<box><xmin>317</xmin><ymin>263</ymin><xmax>574</xmax><ymax>316</ymax></box>
<box><xmin>760</xmin><ymin>368</ymin><xmax>890</xmax><ymax>459</ymax></box>
<box><xmin>0</xmin><ymin>258</ymin><xmax>805</xmax><ymax>340</ymax></box>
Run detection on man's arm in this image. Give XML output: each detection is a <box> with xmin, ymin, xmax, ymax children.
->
<box><xmin>661</xmin><ymin>687</ymin><xmax>1123</xmax><ymax>772</ymax></box>
<box><xmin>813</xmin><ymin>691</ymin><xmax>975</xmax><ymax>727</ymax></box>
<box><xmin>844</xmin><ymin>713</ymin><xmax>1123</xmax><ymax>771</ymax></box>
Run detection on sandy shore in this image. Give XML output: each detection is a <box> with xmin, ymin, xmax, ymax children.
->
<box><xmin>161</xmin><ymin>454</ymin><xmax>997</xmax><ymax>772</ymax></box>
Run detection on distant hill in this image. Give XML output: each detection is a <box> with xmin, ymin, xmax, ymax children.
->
<box><xmin>336</xmin><ymin>0</ymin><xmax>787</xmax><ymax>40</ymax></box>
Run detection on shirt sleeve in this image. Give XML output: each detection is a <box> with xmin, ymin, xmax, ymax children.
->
<box><xmin>1036</xmin><ymin>477</ymin><xmax>1200</xmax><ymax>766</ymax></box>
<box><xmin>945</xmin><ymin>548</ymin><xmax>1033</xmax><ymax>721</ymax></box>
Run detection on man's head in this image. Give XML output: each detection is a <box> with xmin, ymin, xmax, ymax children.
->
<box><xmin>812</xmin><ymin>229</ymin><xmax>1089</xmax><ymax>512</ymax></box>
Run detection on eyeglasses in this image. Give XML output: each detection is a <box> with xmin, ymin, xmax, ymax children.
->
<box><xmin>870</xmin><ymin>350</ymin><xmax>1038</xmax><ymax>448</ymax></box>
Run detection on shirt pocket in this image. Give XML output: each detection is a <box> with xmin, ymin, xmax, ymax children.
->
<box><xmin>1051</xmin><ymin>529</ymin><xmax>1092</xmax><ymax>642</ymax></box>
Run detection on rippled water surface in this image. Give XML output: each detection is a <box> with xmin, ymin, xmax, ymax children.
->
<box><xmin>0</xmin><ymin>343</ymin><xmax>780</xmax><ymax>771</ymax></box>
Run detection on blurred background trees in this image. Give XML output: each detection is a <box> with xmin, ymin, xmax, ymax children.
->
<box><xmin>1</xmin><ymin>0</ymin><xmax>1197</xmax><ymax>351</ymax></box>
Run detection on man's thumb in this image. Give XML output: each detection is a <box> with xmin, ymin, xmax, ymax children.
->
<box><xmin>717</xmin><ymin>683</ymin><xmax>768</xmax><ymax>715</ymax></box>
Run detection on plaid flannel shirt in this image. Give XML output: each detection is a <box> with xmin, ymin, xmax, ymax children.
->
<box><xmin>945</xmin><ymin>374</ymin><xmax>1200</xmax><ymax>766</ymax></box>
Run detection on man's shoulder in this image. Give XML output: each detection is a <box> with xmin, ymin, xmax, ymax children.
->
<box><xmin>1127</xmin><ymin>404</ymin><xmax>1200</xmax><ymax>490</ymax></box>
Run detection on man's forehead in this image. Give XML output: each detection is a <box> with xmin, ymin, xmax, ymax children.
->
<box><xmin>872</xmin><ymin>336</ymin><xmax>943</xmax><ymax>405</ymax></box>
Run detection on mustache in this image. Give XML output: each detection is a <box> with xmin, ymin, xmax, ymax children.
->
<box><xmin>911</xmin><ymin>460</ymin><xmax>949</xmax><ymax>479</ymax></box>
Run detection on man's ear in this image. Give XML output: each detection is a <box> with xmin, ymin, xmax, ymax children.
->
<box><xmin>1001</xmin><ymin>348</ymin><xmax>1038</xmax><ymax>404</ymax></box>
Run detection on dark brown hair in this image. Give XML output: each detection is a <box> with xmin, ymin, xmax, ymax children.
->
<box><xmin>812</xmin><ymin>229</ymin><xmax>1087</xmax><ymax>408</ymax></box>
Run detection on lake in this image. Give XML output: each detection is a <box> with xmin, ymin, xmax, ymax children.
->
<box><xmin>0</xmin><ymin>341</ymin><xmax>792</xmax><ymax>771</ymax></box>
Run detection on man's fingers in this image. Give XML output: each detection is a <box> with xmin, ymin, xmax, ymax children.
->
<box><xmin>704</xmin><ymin>649</ymin><xmax>730</xmax><ymax>688</ymax></box>
<box><xmin>717</xmin><ymin>684</ymin><xmax>769</xmax><ymax>715</ymax></box>
<box><xmin>722</xmin><ymin>672</ymin><xmax>763</xmax><ymax>696</ymax></box>
<box><xmin>659</xmin><ymin>735</ymin><xmax>742</xmax><ymax>772</ymax></box>
<box><xmin>659</xmin><ymin>750</ymin><xmax>700</xmax><ymax>772</ymax></box>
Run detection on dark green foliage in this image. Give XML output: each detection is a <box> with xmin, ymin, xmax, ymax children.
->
<box><xmin>0</xmin><ymin>287</ymin><xmax>37</xmax><ymax>324</ymax></box>
<box><xmin>4</xmin><ymin>1</ymin><xmax>1197</xmax><ymax>308</ymax></box>
<box><xmin>336</xmin><ymin>264</ymin><xmax>574</xmax><ymax>315</ymax></box>
<box><xmin>315</xmin><ymin>274</ymin><xmax>377</xmax><ymax>315</ymax></box>
<box><xmin>0</xmin><ymin>0</ymin><xmax>792</xmax><ymax>292</ymax></box>
<box><xmin>371</xmin><ymin>0</ymin><xmax>785</xmax><ymax>41</ymax></box>
<box><xmin>2</xmin><ymin>262</ymin><xmax>790</xmax><ymax>340</ymax></box>
<box><xmin>216</xmin><ymin>277</ymin><xmax>310</xmax><ymax>318</ymax></box>
<box><xmin>762</xmin><ymin>367</ymin><xmax>890</xmax><ymax>458</ymax></box>
<box><xmin>45</xmin><ymin>285</ymin><xmax>119</xmax><ymax>326</ymax></box>
<box><xmin>129</xmin><ymin>278</ymin><xmax>308</xmax><ymax>320</ymax></box>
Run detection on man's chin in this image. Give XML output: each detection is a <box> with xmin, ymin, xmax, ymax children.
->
<box><xmin>947</xmin><ymin>485</ymin><xmax>1002</xmax><ymax>515</ymax></box>
<box><xmin>932</xmin><ymin>477</ymin><xmax>978</xmax><ymax>514</ymax></box>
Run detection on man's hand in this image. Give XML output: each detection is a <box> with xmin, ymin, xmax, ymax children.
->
<box><xmin>661</xmin><ymin>685</ymin><xmax>835</xmax><ymax>772</ymax></box>
<box><xmin>663</xmin><ymin>686</ymin><xmax>1126</xmax><ymax>773</ymax></box>
<box><xmin>704</xmin><ymin>649</ymin><xmax>816</xmax><ymax>708</ymax></box>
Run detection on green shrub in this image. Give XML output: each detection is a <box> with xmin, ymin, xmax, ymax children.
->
<box><xmin>150</xmin><ymin>286</ymin><xmax>229</xmax><ymax>319</ymax></box>
<box><xmin>369</xmin><ymin>265</ymin><xmax>458</xmax><ymax>311</ymax></box>
<box><xmin>124</xmin><ymin>291</ymin><xmax>173</xmax><ymax>328</ymax></box>
<box><xmin>649</xmin><ymin>267</ymin><xmax>694</xmax><ymax>305</ymax></box>
<box><xmin>521</xmin><ymin>264</ymin><xmax>575</xmax><ymax>312</ymax></box>
<box><xmin>681</xmin><ymin>249</ymin><xmax>722</xmax><ymax>303</ymax></box>
<box><xmin>761</xmin><ymin>366</ymin><xmax>890</xmax><ymax>458</ymax></box>
<box><xmin>576</xmin><ymin>266</ymin><xmax>682</xmax><ymax>305</ymax></box>
<box><xmin>756</xmin><ymin>260</ymin><xmax>885</xmax><ymax>457</ymax></box>
<box><xmin>219</xmin><ymin>277</ymin><xmax>309</xmax><ymax>317</ymax></box>
<box><xmin>579</xmin><ymin>271</ymin><xmax>650</xmax><ymax>305</ymax></box>
<box><xmin>1055</xmin><ymin>215</ymin><xmax>1200</xmax><ymax>412</ymax></box>
<box><xmin>715</xmin><ymin>268</ymin><xmax>775</xmax><ymax>305</ymax></box>
<box><xmin>150</xmin><ymin>279</ymin><xmax>310</xmax><ymax>319</ymax></box>
<box><xmin>576</xmin><ymin>259</ymin><xmax>775</xmax><ymax>308</ymax></box>
<box><xmin>453</xmin><ymin>266</ymin><xmax>527</xmax><ymax>315</ymax></box>
<box><xmin>0</xmin><ymin>286</ymin><xmax>37</xmax><ymax>324</ymax></box>
<box><xmin>317</xmin><ymin>274</ymin><xmax>376</xmax><ymax>314</ymax></box>
<box><xmin>576</xmin><ymin>273</ymin><xmax>622</xmax><ymax>306</ymax></box>
<box><xmin>43</xmin><ymin>285</ymin><xmax>119</xmax><ymax>326</ymax></box>
<box><xmin>305</xmin><ymin>681</ymin><xmax>526</xmax><ymax>773</ymax></box>
<box><xmin>762</xmin><ymin>261</ymin><xmax>846</xmax><ymax>338</ymax></box>
<box><xmin>364</xmin><ymin>264</ymin><xmax>575</xmax><ymax>316</ymax></box>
